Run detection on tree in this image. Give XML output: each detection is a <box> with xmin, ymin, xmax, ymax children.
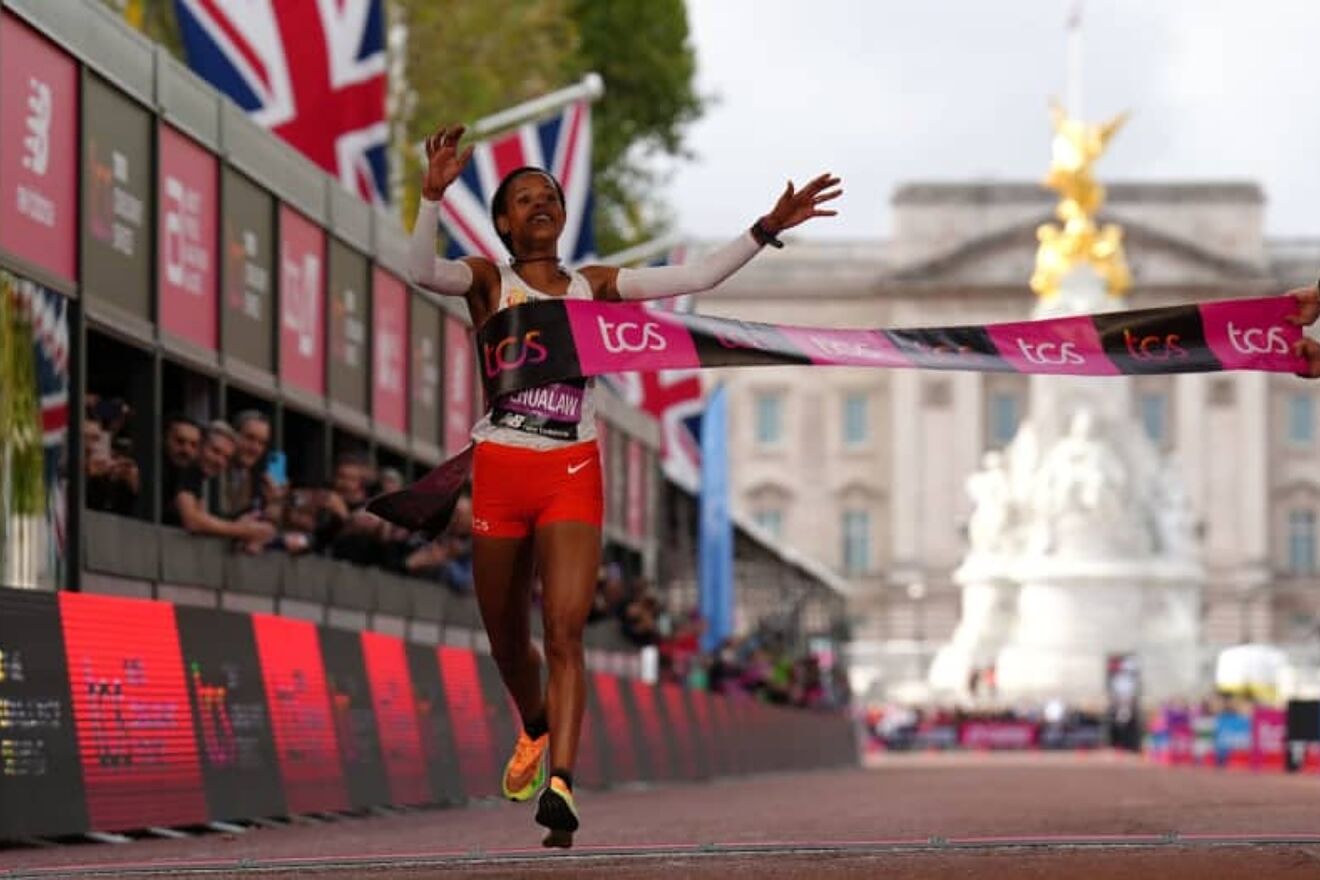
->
<box><xmin>565</xmin><ymin>0</ymin><xmax>705</xmax><ymax>254</ymax></box>
<box><xmin>397</xmin><ymin>0</ymin><xmax>579</xmax><ymax>229</ymax></box>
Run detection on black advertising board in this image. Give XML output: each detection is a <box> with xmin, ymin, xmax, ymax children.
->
<box><xmin>221</xmin><ymin>168</ymin><xmax>275</xmax><ymax>373</ymax></box>
<box><xmin>327</xmin><ymin>239</ymin><xmax>370</xmax><ymax>413</ymax></box>
<box><xmin>174</xmin><ymin>606</ymin><xmax>286</xmax><ymax>822</ymax></box>
<box><xmin>409</xmin><ymin>294</ymin><xmax>442</xmax><ymax>446</ymax></box>
<box><xmin>318</xmin><ymin>628</ymin><xmax>389</xmax><ymax>809</ymax></box>
<box><xmin>81</xmin><ymin>72</ymin><xmax>153</xmax><ymax>319</ymax></box>
<box><xmin>0</xmin><ymin>589</ymin><xmax>87</xmax><ymax>838</ymax></box>
<box><xmin>405</xmin><ymin>643</ymin><xmax>464</xmax><ymax>805</ymax></box>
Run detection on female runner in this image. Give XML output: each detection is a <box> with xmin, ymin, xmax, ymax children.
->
<box><xmin>408</xmin><ymin>123</ymin><xmax>840</xmax><ymax>846</ymax></box>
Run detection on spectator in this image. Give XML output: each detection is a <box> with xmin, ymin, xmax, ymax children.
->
<box><xmin>621</xmin><ymin>583</ymin><xmax>661</xmax><ymax>647</ymax></box>
<box><xmin>328</xmin><ymin>453</ymin><xmax>391</xmax><ymax>564</ymax></box>
<box><xmin>163</xmin><ymin>413</ymin><xmax>202</xmax><ymax>470</ymax></box>
<box><xmin>378</xmin><ymin>467</ymin><xmax>405</xmax><ymax>495</ymax></box>
<box><xmin>84</xmin><ymin>420</ymin><xmax>137</xmax><ymax>515</ymax></box>
<box><xmin>167</xmin><ymin>419</ymin><xmax>274</xmax><ymax>550</ymax></box>
<box><xmin>224</xmin><ymin>410</ymin><xmax>271</xmax><ymax>518</ymax></box>
<box><xmin>404</xmin><ymin>494</ymin><xmax>475</xmax><ymax>592</ymax></box>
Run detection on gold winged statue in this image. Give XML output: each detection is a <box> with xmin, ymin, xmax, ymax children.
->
<box><xmin>1030</xmin><ymin>100</ymin><xmax>1132</xmax><ymax>301</ymax></box>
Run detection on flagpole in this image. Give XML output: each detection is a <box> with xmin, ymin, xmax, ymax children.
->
<box><xmin>471</xmin><ymin>72</ymin><xmax>605</xmax><ymax>138</ymax></box>
<box><xmin>413</xmin><ymin>72</ymin><xmax>605</xmax><ymax>165</ymax></box>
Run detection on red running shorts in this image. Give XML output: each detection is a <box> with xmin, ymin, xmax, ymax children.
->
<box><xmin>471</xmin><ymin>440</ymin><xmax>603</xmax><ymax>538</ymax></box>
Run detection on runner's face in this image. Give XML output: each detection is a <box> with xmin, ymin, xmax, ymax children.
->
<box><xmin>500</xmin><ymin>173</ymin><xmax>564</xmax><ymax>251</ymax></box>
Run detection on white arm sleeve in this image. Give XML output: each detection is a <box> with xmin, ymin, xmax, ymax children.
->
<box><xmin>408</xmin><ymin>198</ymin><xmax>474</xmax><ymax>295</ymax></box>
<box><xmin>615</xmin><ymin>230</ymin><xmax>761</xmax><ymax>301</ymax></box>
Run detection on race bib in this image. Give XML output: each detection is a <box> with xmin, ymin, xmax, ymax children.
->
<box><xmin>490</xmin><ymin>381</ymin><xmax>585</xmax><ymax>440</ymax></box>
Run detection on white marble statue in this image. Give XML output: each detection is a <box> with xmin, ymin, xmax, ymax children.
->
<box><xmin>966</xmin><ymin>451</ymin><xmax>1016</xmax><ymax>558</ymax></box>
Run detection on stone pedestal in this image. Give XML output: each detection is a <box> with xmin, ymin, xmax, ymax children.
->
<box><xmin>928</xmin><ymin>266</ymin><xmax>1206</xmax><ymax>703</ymax></box>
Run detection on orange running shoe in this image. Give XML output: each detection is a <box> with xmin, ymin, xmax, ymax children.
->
<box><xmin>502</xmin><ymin>730</ymin><xmax>548</xmax><ymax>801</ymax></box>
<box><xmin>535</xmin><ymin>775</ymin><xmax>579</xmax><ymax>848</ymax></box>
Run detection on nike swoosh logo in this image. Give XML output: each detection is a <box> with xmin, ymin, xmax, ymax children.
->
<box><xmin>567</xmin><ymin>460</ymin><xmax>592</xmax><ymax>475</ymax></box>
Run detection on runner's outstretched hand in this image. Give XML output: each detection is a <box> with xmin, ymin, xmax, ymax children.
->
<box><xmin>1286</xmin><ymin>285</ymin><xmax>1320</xmax><ymax>378</ymax></box>
<box><xmin>759</xmin><ymin>173</ymin><xmax>843</xmax><ymax>235</ymax></box>
<box><xmin>422</xmin><ymin>124</ymin><xmax>475</xmax><ymax>201</ymax></box>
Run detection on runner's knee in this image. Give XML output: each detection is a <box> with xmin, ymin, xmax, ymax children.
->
<box><xmin>543</xmin><ymin>620</ymin><xmax>584</xmax><ymax>664</ymax></box>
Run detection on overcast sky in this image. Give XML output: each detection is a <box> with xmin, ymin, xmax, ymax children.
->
<box><xmin>664</xmin><ymin>0</ymin><xmax>1320</xmax><ymax>241</ymax></box>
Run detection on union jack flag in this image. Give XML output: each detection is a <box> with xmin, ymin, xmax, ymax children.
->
<box><xmin>437</xmin><ymin>101</ymin><xmax>596</xmax><ymax>264</ymax></box>
<box><xmin>4</xmin><ymin>274</ymin><xmax>69</xmax><ymax>558</ymax></box>
<box><xmin>174</xmin><ymin>0</ymin><xmax>389</xmax><ymax>206</ymax></box>
<box><xmin>601</xmin><ymin>244</ymin><xmax>705</xmax><ymax>488</ymax></box>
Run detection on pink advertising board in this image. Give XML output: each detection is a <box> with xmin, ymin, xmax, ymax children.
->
<box><xmin>444</xmin><ymin>318</ymin><xmax>475</xmax><ymax>454</ymax></box>
<box><xmin>278</xmin><ymin>205</ymin><xmax>325</xmax><ymax>395</ymax></box>
<box><xmin>0</xmin><ymin>13</ymin><xmax>78</xmax><ymax>285</ymax></box>
<box><xmin>372</xmin><ymin>267</ymin><xmax>408</xmax><ymax>433</ymax></box>
<box><xmin>158</xmin><ymin>124</ymin><xmax>218</xmax><ymax>349</ymax></box>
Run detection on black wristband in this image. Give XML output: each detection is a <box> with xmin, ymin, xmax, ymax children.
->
<box><xmin>751</xmin><ymin>219</ymin><xmax>784</xmax><ymax>249</ymax></box>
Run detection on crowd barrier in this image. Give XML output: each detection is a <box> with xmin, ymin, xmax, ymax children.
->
<box><xmin>1146</xmin><ymin>703</ymin><xmax>1320</xmax><ymax>772</ymax></box>
<box><xmin>0</xmin><ymin>587</ymin><xmax>857</xmax><ymax>839</ymax></box>
<box><xmin>871</xmin><ymin>717</ymin><xmax>1106</xmax><ymax>752</ymax></box>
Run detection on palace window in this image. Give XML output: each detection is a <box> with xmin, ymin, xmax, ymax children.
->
<box><xmin>842</xmin><ymin>509</ymin><xmax>871</xmax><ymax>576</ymax></box>
<box><xmin>1288</xmin><ymin>393</ymin><xmax>1314</xmax><ymax>446</ymax></box>
<box><xmin>754</xmin><ymin>391</ymin><xmax>784</xmax><ymax>447</ymax></box>
<box><xmin>753</xmin><ymin>508</ymin><xmax>784</xmax><ymax>540</ymax></box>
<box><xmin>988</xmin><ymin>392</ymin><xmax>1020</xmax><ymax>447</ymax></box>
<box><xmin>843</xmin><ymin>392</ymin><xmax>869</xmax><ymax>447</ymax></box>
<box><xmin>1288</xmin><ymin>509</ymin><xmax>1317</xmax><ymax>574</ymax></box>
<box><xmin>1139</xmin><ymin>392</ymin><xmax>1168</xmax><ymax>445</ymax></box>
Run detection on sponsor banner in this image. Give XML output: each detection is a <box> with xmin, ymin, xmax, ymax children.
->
<box><xmin>959</xmin><ymin>720</ymin><xmax>1038</xmax><ymax>750</ymax></box>
<box><xmin>58</xmin><ymin>592</ymin><xmax>208</xmax><ymax>831</ymax></box>
<box><xmin>221</xmin><ymin>169</ymin><xmax>275</xmax><ymax>372</ymax></box>
<box><xmin>437</xmin><ymin>646</ymin><xmax>497</xmax><ymax>799</ymax></box>
<box><xmin>251</xmin><ymin>615</ymin><xmax>348</xmax><ymax>814</ymax></box>
<box><xmin>360</xmin><ymin>633</ymin><xmax>429</xmax><ymax>806</ymax></box>
<box><xmin>375</xmin><ymin>293</ymin><xmax>1308</xmax><ymax>536</ymax></box>
<box><xmin>0</xmin><ymin>590</ymin><xmax>86</xmax><ymax>837</ymax></box>
<box><xmin>1252</xmin><ymin>706</ymin><xmax>1286</xmax><ymax>772</ymax></box>
<box><xmin>318</xmin><ymin>628</ymin><xmax>389</xmax><ymax>809</ymax></box>
<box><xmin>594</xmin><ymin>673</ymin><xmax>637</xmax><ymax>783</ymax></box>
<box><xmin>81</xmin><ymin>73</ymin><xmax>152</xmax><ymax>318</ymax></box>
<box><xmin>159</xmin><ymin>125</ymin><xmax>219</xmax><ymax>350</ymax></box>
<box><xmin>0</xmin><ymin>586</ymin><xmax>856</xmax><ymax>840</ymax></box>
<box><xmin>0</xmin><ymin>14</ymin><xmax>78</xmax><ymax>284</ymax></box>
<box><xmin>328</xmin><ymin>240</ymin><xmax>370</xmax><ymax>413</ymax></box>
<box><xmin>175</xmin><ymin>606</ymin><xmax>286</xmax><ymax>822</ymax></box>
<box><xmin>444</xmin><ymin>318</ymin><xmax>476</xmax><ymax>455</ymax></box>
<box><xmin>409</xmin><ymin>294</ymin><xmax>442</xmax><ymax>446</ymax></box>
<box><xmin>631</xmin><ymin>678</ymin><xmax>673</xmax><ymax>781</ymax></box>
<box><xmin>404</xmin><ymin>642</ymin><xmax>464</xmax><ymax>805</ymax></box>
<box><xmin>372</xmin><ymin>268</ymin><xmax>409</xmax><ymax>433</ymax></box>
<box><xmin>278</xmin><ymin>205</ymin><xmax>326</xmax><ymax>395</ymax></box>
<box><xmin>1214</xmin><ymin>710</ymin><xmax>1253</xmax><ymax>769</ymax></box>
<box><xmin>476</xmin><ymin>296</ymin><xmax>1307</xmax><ymax>403</ymax></box>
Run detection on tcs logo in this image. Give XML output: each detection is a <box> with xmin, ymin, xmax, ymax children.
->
<box><xmin>597</xmin><ymin>316</ymin><xmax>667</xmax><ymax>354</ymax></box>
<box><xmin>483</xmin><ymin>330</ymin><xmax>547</xmax><ymax>377</ymax></box>
<box><xmin>1016</xmin><ymin>339</ymin><xmax>1084</xmax><ymax>366</ymax></box>
<box><xmin>1123</xmin><ymin>328</ymin><xmax>1187</xmax><ymax>361</ymax></box>
<box><xmin>1226</xmin><ymin>321</ymin><xmax>1288</xmax><ymax>355</ymax></box>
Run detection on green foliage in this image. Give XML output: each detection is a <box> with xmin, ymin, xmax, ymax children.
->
<box><xmin>0</xmin><ymin>274</ymin><xmax>44</xmax><ymax>517</ymax></box>
<box><xmin>565</xmin><ymin>0</ymin><xmax>706</xmax><ymax>253</ymax></box>
<box><xmin>397</xmin><ymin>0</ymin><xmax>579</xmax><ymax>229</ymax></box>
